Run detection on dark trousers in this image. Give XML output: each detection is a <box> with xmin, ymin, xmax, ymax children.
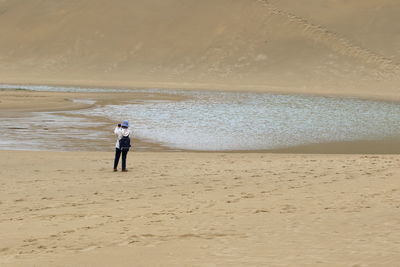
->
<box><xmin>114</xmin><ymin>148</ymin><xmax>128</xmax><ymax>170</ymax></box>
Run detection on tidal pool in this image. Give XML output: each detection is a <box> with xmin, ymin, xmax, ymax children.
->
<box><xmin>71</xmin><ymin>89</ymin><xmax>400</xmax><ymax>151</ymax></box>
<box><xmin>1</xmin><ymin>85</ymin><xmax>400</xmax><ymax>151</ymax></box>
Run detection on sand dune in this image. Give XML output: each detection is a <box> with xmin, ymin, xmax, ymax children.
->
<box><xmin>261</xmin><ymin>0</ymin><xmax>400</xmax><ymax>75</ymax></box>
<box><xmin>1</xmin><ymin>151</ymin><xmax>399</xmax><ymax>266</ymax></box>
<box><xmin>1</xmin><ymin>2</ymin><xmax>400</xmax><ymax>265</ymax></box>
<box><xmin>0</xmin><ymin>0</ymin><xmax>399</xmax><ymax>97</ymax></box>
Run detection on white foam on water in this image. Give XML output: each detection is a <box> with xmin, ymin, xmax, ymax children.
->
<box><xmin>72</xmin><ymin>99</ymin><xmax>96</xmax><ymax>105</ymax></box>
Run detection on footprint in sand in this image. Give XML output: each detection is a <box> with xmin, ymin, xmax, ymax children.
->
<box><xmin>80</xmin><ymin>245</ymin><xmax>98</xmax><ymax>252</ymax></box>
<box><xmin>226</xmin><ymin>198</ymin><xmax>240</xmax><ymax>204</ymax></box>
<box><xmin>241</xmin><ymin>193</ymin><xmax>255</xmax><ymax>199</ymax></box>
<box><xmin>254</xmin><ymin>209</ymin><xmax>269</xmax><ymax>214</ymax></box>
<box><xmin>23</xmin><ymin>238</ymin><xmax>38</xmax><ymax>243</ymax></box>
<box><xmin>0</xmin><ymin>247</ymin><xmax>10</xmax><ymax>253</ymax></box>
<box><xmin>280</xmin><ymin>204</ymin><xmax>297</xmax><ymax>213</ymax></box>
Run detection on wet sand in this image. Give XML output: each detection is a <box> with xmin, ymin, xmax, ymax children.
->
<box><xmin>0</xmin><ymin>89</ymin><xmax>186</xmax><ymax>112</ymax></box>
<box><xmin>1</xmin><ymin>151</ymin><xmax>399</xmax><ymax>266</ymax></box>
<box><xmin>269</xmin><ymin>138</ymin><xmax>400</xmax><ymax>154</ymax></box>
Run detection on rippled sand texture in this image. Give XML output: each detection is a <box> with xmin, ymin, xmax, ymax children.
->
<box><xmin>1</xmin><ymin>151</ymin><xmax>399</xmax><ymax>266</ymax></box>
<box><xmin>0</xmin><ymin>0</ymin><xmax>399</xmax><ymax>98</ymax></box>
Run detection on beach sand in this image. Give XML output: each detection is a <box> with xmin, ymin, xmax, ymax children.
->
<box><xmin>0</xmin><ymin>90</ymin><xmax>185</xmax><ymax>113</ymax></box>
<box><xmin>1</xmin><ymin>151</ymin><xmax>399</xmax><ymax>266</ymax></box>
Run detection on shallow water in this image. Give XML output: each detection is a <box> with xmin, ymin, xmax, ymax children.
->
<box><xmin>2</xmin><ymin>85</ymin><xmax>400</xmax><ymax>151</ymax></box>
<box><xmin>76</xmin><ymin>91</ymin><xmax>400</xmax><ymax>151</ymax></box>
<box><xmin>0</xmin><ymin>112</ymin><xmax>108</xmax><ymax>151</ymax></box>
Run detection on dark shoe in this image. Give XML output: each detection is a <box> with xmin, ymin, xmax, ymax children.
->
<box><xmin>113</xmin><ymin>168</ymin><xmax>118</xmax><ymax>172</ymax></box>
<box><xmin>122</xmin><ymin>169</ymin><xmax>128</xmax><ymax>172</ymax></box>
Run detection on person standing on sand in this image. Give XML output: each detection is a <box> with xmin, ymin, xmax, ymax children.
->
<box><xmin>113</xmin><ymin>120</ymin><xmax>132</xmax><ymax>172</ymax></box>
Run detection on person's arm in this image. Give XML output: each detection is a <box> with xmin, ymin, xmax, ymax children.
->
<box><xmin>114</xmin><ymin>125</ymin><xmax>121</xmax><ymax>135</ymax></box>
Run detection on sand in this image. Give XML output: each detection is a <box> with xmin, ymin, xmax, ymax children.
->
<box><xmin>0</xmin><ymin>151</ymin><xmax>399</xmax><ymax>266</ymax></box>
<box><xmin>0</xmin><ymin>90</ymin><xmax>185</xmax><ymax>113</ymax></box>
<box><xmin>1</xmin><ymin>0</ymin><xmax>400</xmax><ymax>265</ymax></box>
<box><xmin>1</xmin><ymin>0</ymin><xmax>400</xmax><ymax>100</ymax></box>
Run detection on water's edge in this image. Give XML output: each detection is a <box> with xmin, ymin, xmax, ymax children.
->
<box><xmin>2</xmin><ymin>84</ymin><xmax>400</xmax><ymax>153</ymax></box>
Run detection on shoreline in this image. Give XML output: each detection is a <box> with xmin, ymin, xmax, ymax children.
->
<box><xmin>2</xmin><ymin>88</ymin><xmax>400</xmax><ymax>154</ymax></box>
<box><xmin>4</xmin><ymin>136</ymin><xmax>400</xmax><ymax>155</ymax></box>
<box><xmin>2</xmin><ymin>80</ymin><xmax>400</xmax><ymax>103</ymax></box>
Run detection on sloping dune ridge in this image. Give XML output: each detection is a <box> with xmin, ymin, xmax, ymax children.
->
<box><xmin>0</xmin><ymin>0</ymin><xmax>399</xmax><ymax>97</ymax></box>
